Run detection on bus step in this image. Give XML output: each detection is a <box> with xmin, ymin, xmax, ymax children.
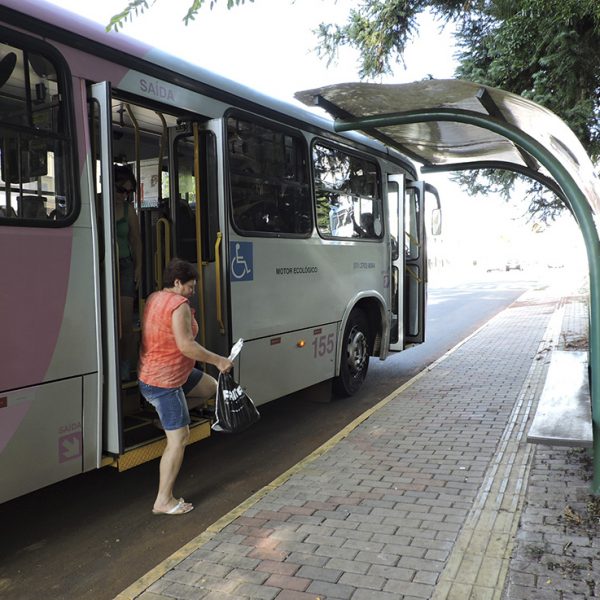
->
<box><xmin>123</xmin><ymin>414</ymin><xmax>153</xmax><ymax>432</ymax></box>
<box><xmin>116</xmin><ymin>418</ymin><xmax>211</xmax><ymax>471</ymax></box>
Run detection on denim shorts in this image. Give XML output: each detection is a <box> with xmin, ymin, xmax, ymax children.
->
<box><xmin>139</xmin><ymin>368</ymin><xmax>204</xmax><ymax>430</ymax></box>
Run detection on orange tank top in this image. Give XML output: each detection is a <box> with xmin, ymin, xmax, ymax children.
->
<box><xmin>138</xmin><ymin>290</ymin><xmax>199</xmax><ymax>388</ymax></box>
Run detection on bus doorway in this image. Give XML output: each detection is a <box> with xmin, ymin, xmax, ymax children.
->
<box><xmin>403</xmin><ymin>182</ymin><xmax>441</xmax><ymax>347</ymax></box>
<box><xmin>404</xmin><ymin>182</ymin><xmax>427</xmax><ymax>347</ymax></box>
<box><xmin>388</xmin><ymin>176</ymin><xmax>440</xmax><ymax>351</ymax></box>
<box><xmin>87</xmin><ymin>85</ymin><xmax>220</xmax><ymax>468</ymax></box>
<box><xmin>170</xmin><ymin>123</ymin><xmax>224</xmax><ymax>353</ymax></box>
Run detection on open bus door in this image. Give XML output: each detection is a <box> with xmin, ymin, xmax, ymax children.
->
<box><xmin>88</xmin><ymin>82</ymin><xmax>122</xmax><ymax>456</ymax></box>
<box><xmin>88</xmin><ymin>87</ymin><xmax>221</xmax><ymax>467</ymax></box>
<box><xmin>403</xmin><ymin>181</ymin><xmax>440</xmax><ymax>348</ymax></box>
<box><xmin>404</xmin><ymin>181</ymin><xmax>426</xmax><ymax>346</ymax></box>
<box><xmin>387</xmin><ymin>174</ymin><xmax>403</xmax><ymax>351</ymax></box>
<box><xmin>390</xmin><ymin>176</ymin><xmax>440</xmax><ymax>350</ymax></box>
<box><xmin>388</xmin><ymin>176</ymin><xmax>439</xmax><ymax>350</ymax></box>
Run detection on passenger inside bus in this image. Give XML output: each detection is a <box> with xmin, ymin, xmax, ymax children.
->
<box><xmin>19</xmin><ymin>195</ymin><xmax>47</xmax><ymax>219</ymax></box>
<box><xmin>359</xmin><ymin>212</ymin><xmax>376</xmax><ymax>238</ymax></box>
<box><xmin>114</xmin><ymin>164</ymin><xmax>142</xmax><ymax>381</ymax></box>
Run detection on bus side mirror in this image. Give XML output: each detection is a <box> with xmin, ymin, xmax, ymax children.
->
<box><xmin>431</xmin><ymin>208</ymin><xmax>442</xmax><ymax>236</ymax></box>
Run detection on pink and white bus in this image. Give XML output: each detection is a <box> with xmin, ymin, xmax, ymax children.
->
<box><xmin>0</xmin><ymin>0</ymin><xmax>439</xmax><ymax>503</ymax></box>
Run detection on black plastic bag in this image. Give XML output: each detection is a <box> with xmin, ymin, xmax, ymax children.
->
<box><xmin>212</xmin><ymin>371</ymin><xmax>260</xmax><ymax>433</ymax></box>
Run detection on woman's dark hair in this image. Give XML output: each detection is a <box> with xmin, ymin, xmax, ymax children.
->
<box><xmin>114</xmin><ymin>164</ymin><xmax>137</xmax><ymax>187</ymax></box>
<box><xmin>163</xmin><ymin>258</ymin><xmax>198</xmax><ymax>288</ymax></box>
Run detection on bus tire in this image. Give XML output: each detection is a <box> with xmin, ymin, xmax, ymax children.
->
<box><xmin>333</xmin><ymin>308</ymin><xmax>370</xmax><ymax>397</ymax></box>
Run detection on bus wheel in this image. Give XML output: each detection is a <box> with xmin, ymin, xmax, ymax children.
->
<box><xmin>333</xmin><ymin>309</ymin><xmax>370</xmax><ymax>397</ymax></box>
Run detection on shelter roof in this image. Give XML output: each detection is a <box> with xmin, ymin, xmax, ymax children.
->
<box><xmin>295</xmin><ymin>79</ymin><xmax>600</xmax><ymax>215</ymax></box>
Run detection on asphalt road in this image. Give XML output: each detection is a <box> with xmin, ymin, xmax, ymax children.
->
<box><xmin>0</xmin><ymin>271</ymin><xmax>538</xmax><ymax>600</ymax></box>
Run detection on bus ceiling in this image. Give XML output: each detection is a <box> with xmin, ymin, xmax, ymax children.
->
<box><xmin>296</xmin><ymin>77</ymin><xmax>600</xmax><ymax>494</ymax></box>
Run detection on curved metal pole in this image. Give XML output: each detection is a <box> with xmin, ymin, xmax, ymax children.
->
<box><xmin>335</xmin><ymin>109</ymin><xmax>600</xmax><ymax>494</ymax></box>
<box><xmin>420</xmin><ymin>160</ymin><xmax>568</xmax><ymax>206</ymax></box>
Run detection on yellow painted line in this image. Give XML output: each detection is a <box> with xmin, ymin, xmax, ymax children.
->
<box><xmin>115</xmin><ymin>300</ymin><xmax>524</xmax><ymax>600</ymax></box>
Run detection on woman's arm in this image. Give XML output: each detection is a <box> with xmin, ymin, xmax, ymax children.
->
<box><xmin>172</xmin><ymin>303</ymin><xmax>233</xmax><ymax>373</ymax></box>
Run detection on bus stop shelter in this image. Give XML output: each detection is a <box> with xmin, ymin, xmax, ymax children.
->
<box><xmin>295</xmin><ymin>79</ymin><xmax>600</xmax><ymax>494</ymax></box>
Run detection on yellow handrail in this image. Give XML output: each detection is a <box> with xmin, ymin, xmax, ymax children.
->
<box><xmin>404</xmin><ymin>265</ymin><xmax>423</xmax><ymax>283</ymax></box>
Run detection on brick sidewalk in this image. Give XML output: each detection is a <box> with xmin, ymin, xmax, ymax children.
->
<box><xmin>503</xmin><ymin>288</ymin><xmax>600</xmax><ymax>600</ymax></box>
<box><xmin>117</xmin><ymin>278</ymin><xmax>597</xmax><ymax>600</ymax></box>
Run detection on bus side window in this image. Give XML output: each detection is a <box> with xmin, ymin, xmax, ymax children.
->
<box><xmin>227</xmin><ymin>115</ymin><xmax>312</xmax><ymax>237</ymax></box>
<box><xmin>313</xmin><ymin>142</ymin><xmax>383</xmax><ymax>240</ymax></box>
<box><xmin>0</xmin><ymin>39</ymin><xmax>77</xmax><ymax>226</ymax></box>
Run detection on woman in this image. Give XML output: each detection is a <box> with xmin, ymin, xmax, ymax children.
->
<box><xmin>114</xmin><ymin>164</ymin><xmax>142</xmax><ymax>381</ymax></box>
<box><xmin>138</xmin><ymin>258</ymin><xmax>233</xmax><ymax>515</ymax></box>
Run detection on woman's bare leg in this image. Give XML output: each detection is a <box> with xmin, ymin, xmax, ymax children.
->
<box><xmin>186</xmin><ymin>373</ymin><xmax>217</xmax><ymax>410</ymax></box>
<box><xmin>153</xmin><ymin>425</ymin><xmax>192</xmax><ymax>513</ymax></box>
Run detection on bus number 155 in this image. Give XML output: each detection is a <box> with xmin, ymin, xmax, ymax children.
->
<box><xmin>312</xmin><ymin>333</ymin><xmax>334</xmax><ymax>358</ymax></box>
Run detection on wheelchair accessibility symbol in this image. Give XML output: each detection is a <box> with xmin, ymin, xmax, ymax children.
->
<box><xmin>230</xmin><ymin>241</ymin><xmax>253</xmax><ymax>281</ymax></box>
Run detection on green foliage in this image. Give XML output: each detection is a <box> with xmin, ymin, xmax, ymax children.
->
<box><xmin>317</xmin><ymin>0</ymin><xmax>600</xmax><ymax>221</ymax></box>
<box><xmin>449</xmin><ymin>0</ymin><xmax>600</xmax><ymax>217</ymax></box>
<box><xmin>316</xmin><ymin>0</ymin><xmax>465</xmax><ymax>77</ymax></box>
<box><xmin>452</xmin><ymin>170</ymin><xmax>566</xmax><ymax>224</ymax></box>
<box><xmin>109</xmin><ymin>0</ymin><xmax>600</xmax><ymax>221</ymax></box>
<box><xmin>107</xmin><ymin>0</ymin><xmax>151</xmax><ymax>32</ymax></box>
<box><xmin>107</xmin><ymin>0</ymin><xmax>252</xmax><ymax>32</ymax></box>
<box><xmin>455</xmin><ymin>0</ymin><xmax>600</xmax><ymax>154</ymax></box>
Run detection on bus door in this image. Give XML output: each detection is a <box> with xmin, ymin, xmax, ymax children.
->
<box><xmin>170</xmin><ymin>121</ymin><xmax>224</xmax><ymax>355</ymax></box>
<box><xmin>89</xmin><ymin>82</ymin><xmax>121</xmax><ymax>454</ymax></box>
<box><xmin>88</xmin><ymin>83</ymin><xmax>185</xmax><ymax>459</ymax></box>
<box><xmin>403</xmin><ymin>181</ymin><xmax>440</xmax><ymax>347</ymax></box>
<box><xmin>387</xmin><ymin>174</ymin><xmax>403</xmax><ymax>350</ymax></box>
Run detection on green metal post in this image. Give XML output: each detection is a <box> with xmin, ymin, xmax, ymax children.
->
<box><xmin>334</xmin><ymin>109</ymin><xmax>600</xmax><ymax>494</ymax></box>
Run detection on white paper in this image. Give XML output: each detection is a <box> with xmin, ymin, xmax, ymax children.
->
<box><xmin>228</xmin><ymin>338</ymin><xmax>244</xmax><ymax>361</ymax></box>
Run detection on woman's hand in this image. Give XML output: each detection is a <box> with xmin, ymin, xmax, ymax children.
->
<box><xmin>215</xmin><ymin>356</ymin><xmax>234</xmax><ymax>374</ymax></box>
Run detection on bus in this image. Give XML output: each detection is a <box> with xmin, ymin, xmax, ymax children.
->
<box><xmin>0</xmin><ymin>0</ymin><xmax>440</xmax><ymax>504</ymax></box>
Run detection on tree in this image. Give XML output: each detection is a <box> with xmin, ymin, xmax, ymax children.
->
<box><xmin>316</xmin><ymin>0</ymin><xmax>600</xmax><ymax>221</ymax></box>
<box><xmin>109</xmin><ymin>1</ymin><xmax>600</xmax><ymax>220</ymax></box>
<box><xmin>107</xmin><ymin>0</ymin><xmax>252</xmax><ymax>31</ymax></box>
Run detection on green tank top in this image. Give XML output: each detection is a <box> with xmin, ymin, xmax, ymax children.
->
<box><xmin>116</xmin><ymin>202</ymin><xmax>131</xmax><ymax>259</ymax></box>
